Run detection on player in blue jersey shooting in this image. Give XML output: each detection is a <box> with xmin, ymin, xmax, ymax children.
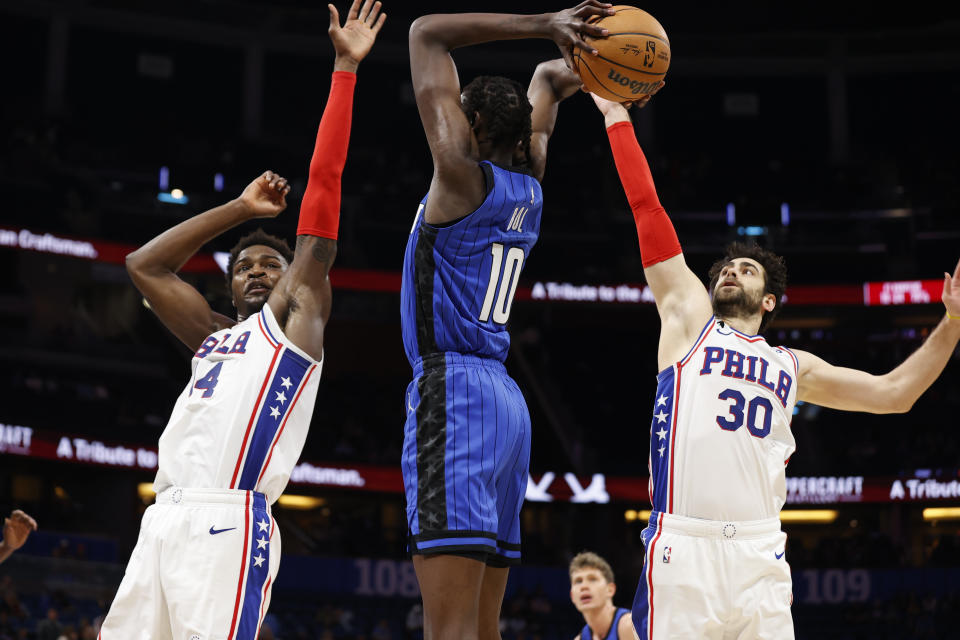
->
<box><xmin>402</xmin><ymin>3</ymin><xmax>617</xmax><ymax>639</ymax></box>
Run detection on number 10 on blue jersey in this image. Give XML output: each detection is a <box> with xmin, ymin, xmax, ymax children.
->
<box><xmin>479</xmin><ymin>243</ymin><xmax>524</xmax><ymax>324</ymax></box>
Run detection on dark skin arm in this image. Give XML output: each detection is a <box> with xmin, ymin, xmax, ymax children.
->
<box><xmin>527</xmin><ymin>58</ymin><xmax>584</xmax><ymax>182</ymax></box>
<box><xmin>127</xmin><ymin>1</ymin><xmax>386</xmax><ymax>358</ymax></box>
<box><xmin>408</xmin><ymin>2</ymin><xmax>613</xmax><ymax>224</ymax></box>
<box><xmin>125</xmin><ymin>172</ymin><xmax>291</xmax><ymax>352</ymax></box>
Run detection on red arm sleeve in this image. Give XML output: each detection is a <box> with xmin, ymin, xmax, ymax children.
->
<box><xmin>296</xmin><ymin>71</ymin><xmax>357</xmax><ymax>240</ymax></box>
<box><xmin>606</xmin><ymin>121</ymin><xmax>682</xmax><ymax>268</ymax></box>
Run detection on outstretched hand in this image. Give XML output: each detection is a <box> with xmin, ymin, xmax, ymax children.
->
<box><xmin>329</xmin><ymin>0</ymin><xmax>386</xmax><ymax>71</ymax></box>
<box><xmin>3</xmin><ymin>510</ymin><xmax>37</xmax><ymax>551</ymax></box>
<box><xmin>239</xmin><ymin>171</ymin><xmax>290</xmax><ymax>219</ymax></box>
<box><xmin>548</xmin><ymin>1</ymin><xmax>615</xmax><ymax>71</ymax></box>
<box><xmin>943</xmin><ymin>258</ymin><xmax>960</xmax><ymax>318</ymax></box>
<box><xmin>588</xmin><ymin>80</ymin><xmax>665</xmax><ymax>125</ymax></box>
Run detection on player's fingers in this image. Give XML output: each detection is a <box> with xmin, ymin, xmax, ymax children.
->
<box><xmin>953</xmin><ymin>257</ymin><xmax>960</xmax><ymax>281</ymax></box>
<box><xmin>372</xmin><ymin>12</ymin><xmax>386</xmax><ymax>34</ymax></box>
<box><xmin>365</xmin><ymin>0</ymin><xmax>382</xmax><ymax>26</ymax></box>
<box><xmin>581</xmin><ymin>22</ymin><xmax>609</xmax><ymax>38</ymax></box>
<box><xmin>572</xmin><ymin>35</ymin><xmax>599</xmax><ymax>56</ymax></box>
<box><xmin>12</xmin><ymin>512</ymin><xmax>37</xmax><ymax>530</ymax></box>
<box><xmin>282</xmin><ymin>185</ymin><xmax>291</xmax><ymax>197</ymax></box>
<box><xmin>559</xmin><ymin>45</ymin><xmax>575</xmax><ymax>72</ymax></box>
<box><xmin>328</xmin><ymin>4</ymin><xmax>341</xmax><ymax>31</ymax></box>
<box><xmin>357</xmin><ymin>0</ymin><xmax>373</xmax><ymax>23</ymax></box>
<box><xmin>276</xmin><ymin>178</ymin><xmax>288</xmax><ymax>192</ymax></box>
<box><xmin>574</xmin><ymin>2</ymin><xmax>615</xmax><ymax>19</ymax></box>
<box><xmin>346</xmin><ymin>0</ymin><xmax>361</xmax><ymax>21</ymax></box>
<box><xmin>574</xmin><ymin>1</ymin><xmax>613</xmax><ymax>12</ymax></box>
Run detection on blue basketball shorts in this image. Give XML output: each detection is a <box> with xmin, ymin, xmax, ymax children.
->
<box><xmin>401</xmin><ymin>352</ymin><xmax>531</xmax><ymax>566</ymax></box>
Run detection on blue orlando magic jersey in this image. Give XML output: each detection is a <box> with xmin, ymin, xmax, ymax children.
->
<box><xmin>401</xmin><ymin>161</ymin><xmax>543</xmax><ymax>364</ymax></box>
<box><xmin>581</xmin><ymin>607</ymin><xmax>630</xmax><ymax>640</ymax></box>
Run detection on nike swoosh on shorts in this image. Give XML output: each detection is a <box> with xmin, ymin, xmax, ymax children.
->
<box><xmin>209</xmin><ymin>526</ymin><xmax>237</xmax><ymax>535</ymax></box>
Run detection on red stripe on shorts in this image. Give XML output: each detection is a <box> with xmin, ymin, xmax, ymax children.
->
<box><xmin>227</xmin><ymin>491</ymin><xmax>252</xmax><ymax>640</ymax></box>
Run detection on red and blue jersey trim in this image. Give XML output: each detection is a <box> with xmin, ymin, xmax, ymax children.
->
<box><xmin>227</xmin><ymin>491</ymin><xmax>273</xmax><ymax>640</ymax></box>
<box><xmin>677</xmin><ymin>316</ymin><xmax>717</xmax><ymax>368</ymax></box>
<box><xmin>235</xmin><ymin>348</ymin><xmax>313</xmax><ymax>491</ymax></box>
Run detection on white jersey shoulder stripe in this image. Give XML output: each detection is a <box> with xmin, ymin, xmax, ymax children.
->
<box><xmin>779</xmin><ymin>345</ymin><xmax>800</xmax><ymax>375</ymax></box>
<box><xmin>677</xmin><ymin>316</ymin><xmax>718</xmax><ymax>368</ymax></box>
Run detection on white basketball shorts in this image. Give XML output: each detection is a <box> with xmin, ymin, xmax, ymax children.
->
<box><xmin>99</xmin><ymin>487</ymin><xmax>281</xmax><ymax>640</ymax></box>
<box><xmin>631</xmin><ymin>511</ymin><xmax>793</xmax><ymax>640</ymax></box>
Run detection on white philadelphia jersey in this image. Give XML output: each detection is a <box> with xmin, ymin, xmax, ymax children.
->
<box><xmin>154</xmin><ymin>303</ymin><xmax>322</xmax><ymax>504</ymax></box>
<box><xmin>648</xmin><ymin>316</ymin><xmax>798</xmax><ymax>522</ymax></box>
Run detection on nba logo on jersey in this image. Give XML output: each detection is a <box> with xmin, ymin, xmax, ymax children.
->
<box><xmin>662</xmin><ymin>546</ymin><xmax>672</xmax><ymax>563</ymax></box>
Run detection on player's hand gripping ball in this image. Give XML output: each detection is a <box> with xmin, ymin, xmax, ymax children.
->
<box><xmin>574</xmin><ymin>5</ymin><xmax>670</xmax><ymax>102</ymax></box>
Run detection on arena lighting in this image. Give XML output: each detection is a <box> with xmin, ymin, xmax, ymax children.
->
<box><xmin>726</xmin><ymin>202</ymin><xmax>736</xmax><ymax>226</ymax></box>
<box><xmin>737</xmin><ymin>225</ymin><xmax>767</xmax><ymax>237</ymax></box>
<box><xmin>137</xmin><ymin>482</ymin><xmax>155</xmax><ymax>502</ymax></box>
<box><xmin>158</xmin><ymin>166</ymin><xmax>169</xmax><ymax>191</ymax></box>
<box><xmin>214</xmin><ymin>172</ymin><xmax>224</xmax><ymax>192</ymax></box>
<box><xmin>213</xmin><ymin>251</ymin><xmax>230</xmax><ymax>273</ymax></box>
<box><xmin>157</xmin><ymin>189</ymin><xmax>189</xmax><ymax>205</ymax></box>
<box><xmin>922</xmin><ymin>508</ymin><xmax>960</xmax><ymax>521</ymax></box>
<box><xmin>624</xmin><ymin>509</ymin><xmax>638</xmax><ymax>521</ymax></box>
<box><xmin>276</xmin><ymin>495</ymin><xmax>326</xmax><ymax>510</ymax></box>
<box><xmin>781</xmin><ymin>202</ymin><xmax>790</xmax><ymax>226</ymax></box>
<box><xmin>779</xmin><ymin>509</ymin><xmax>838</xmax><ymax>523</ymax></box>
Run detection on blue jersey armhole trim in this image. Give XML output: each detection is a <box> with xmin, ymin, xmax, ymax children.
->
<box><xmin>420</xmin><ymin>161</ymin><xmax>506</xmax><ymax>232</ymax></box>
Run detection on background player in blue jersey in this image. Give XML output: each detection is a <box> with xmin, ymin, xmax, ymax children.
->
<box><xmin>402</xmin><ymin>3</ymin><xmax>617</xmax><ymax>639</ymax></box>
<box><xmin>569</xmin><ymin>551</ymin><xmax>633</xmax><ymax>640</ymax></box>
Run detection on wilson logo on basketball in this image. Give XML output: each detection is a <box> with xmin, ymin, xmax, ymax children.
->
<box><xmin>606</xmin><ymin>69</ymin><xmax>660</xmax><ymax>96</ymax></box>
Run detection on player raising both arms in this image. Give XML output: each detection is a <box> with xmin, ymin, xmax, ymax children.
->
<box><xmin>590</xmin><ymin>95</ymin><xmax>960</xmax><ymax>639</ymax></box>
<box><xmin>568</xmin><ymin>551</ymin><xmax>634</xmax><ymax>640</ymax></box>
<box><xmin>98</xmin><ymin>2</ymin><xmax>385</xmax><ymax>639</ymax></box>
<box><xmin>402</xmin><ymin>3</ymin><xmax>615</xmax><ymax>639</ymax></box>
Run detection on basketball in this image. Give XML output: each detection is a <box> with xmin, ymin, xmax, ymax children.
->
<box><xmin>574</xmin><ymin>5</ymin><xmax>670</xmax><ymax>102</ymax></box>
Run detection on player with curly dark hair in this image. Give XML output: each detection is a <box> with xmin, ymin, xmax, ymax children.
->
<box><xmin>403</xmin><ymin>3</ymin><xmax>618</xmax><ymax>638</ymax></box>
<box><xmin>460</xmin><ymin>75</ymin><xmax>534</xmax><ymax>167</ymax></box>
<box><xmin>589</xmin><ymin>89</ymin><xmax>960</xmax><ymax>639</ymax></box>
<box><xmin>707</xmin><ymin>241</ymin><xmax>788</xmax><ymax>333</ymax></box>
<box><xmin>224</xmin><ymin>229</ymin><xmax>294</xmax><ymax>300</ymax></box>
